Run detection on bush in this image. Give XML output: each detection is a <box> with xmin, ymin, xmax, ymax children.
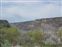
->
<box><xmin>0</xmin><ymin>27</ymin><xmax>20</xmax><ymax>47</ymax></box>
<box><xmin>27</xmin><ymin>29</ymin><xmax>44</xmax><ymax>46</ymax></box>
<box><xmin>57</xmin><ymin>27</ymin><xmax>62</xmax><ymax>43</ymax></box>
<box><xmin>1</xmin><ymin>40</ymin><xmax>11</xmax><ymax>47</ymax></box>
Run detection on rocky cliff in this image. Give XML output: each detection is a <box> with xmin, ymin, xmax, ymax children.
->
<box><xmin>12</xmin><ymin>17</ymin><xmax>62</xmax><ymax>44</ymax></box>
<box><xmin>12</xmin><ymin>17</ymin><xmax>62</xmax><ymax>31</ymax></box>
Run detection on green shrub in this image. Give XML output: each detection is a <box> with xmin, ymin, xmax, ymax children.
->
<box><xmin>1</xmin><ymin>40</ymin><xmax>11</xmax><ymax>47</ymax></box>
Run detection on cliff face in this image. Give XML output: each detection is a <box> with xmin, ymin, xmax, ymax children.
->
<box><xmin>12</xmin><ymin>17</ymin><xmax>62</xmax><ymax>44</ymax></box>
<box><xmin>0</xmin><ymin>17</ymin><xmax>62</xmax><ymax>44</ymax></box>
<box><xmin>12</xmin><ymin>17</ymin><xmax>62</xmax><ymax>31</ymax></box>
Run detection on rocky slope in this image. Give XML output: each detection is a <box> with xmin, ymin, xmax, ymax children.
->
<box><xmin>12</xmin><ymin>17</ymin><xmax>62</xmax><ymax>31</ymax></box>
<box><xmin>12</xmin><ymin>17</ymin><xmax>62</xmax><ymax>44</ymax></box>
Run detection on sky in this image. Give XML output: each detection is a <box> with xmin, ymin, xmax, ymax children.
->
<box><xmin>2</xmin><ymin>0</ymin><xmax>61</xmax><ymax>1</ymax></box>
<box><xmin>0</xmin><ymin>0</ymin><xmax>62</xmax><ymax>23</ymax></box>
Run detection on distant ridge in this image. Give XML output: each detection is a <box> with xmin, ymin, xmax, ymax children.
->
<box><xmin>12</xmin><ymin>17</ymin><xmax>62</xmax><ymax>31</ymax></box>
<box><xmin>11</xmin><ymin>17</ymin><xmax>62</xmax><ymax>44</ymax></box>
<box><xmin>0</xmin><ymin>20</ymin><xmax>10</xmax><ymax>28</ymax></box>
<box><xmin>12</xmin><ymin>17</ymin><xmax>62</xmax><ymax>23</ymax></box>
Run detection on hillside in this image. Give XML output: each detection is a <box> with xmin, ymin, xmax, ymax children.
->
<box><xmin>12</xmin><ymin>17</ymin><xmax>62</xmax><ymax>44</ymax></box>
<box><xmin>0</xmin><ymin>20</ymin><xmax>20</xmax><ymax>47</ymax></box>
<box><xmin>0</xmin><ymin>20</ymin><xmax>10</xmax><ymax>28</ymax></box>
<box><xmin>12</xmin><ymin>17</ymin><xmax>62</xmax><ymax>31</ymax></box>
<box><xmin>0</xmin><ymin>17</ymin><xmax>62</xmax><ymax>47</ymax></box>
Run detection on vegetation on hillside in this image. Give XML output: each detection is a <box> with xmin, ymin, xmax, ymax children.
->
<box><xmin>0</xmin><ymin>20</ymin><xmax>62</xmax><ymax>47</ymax></box>
<box><xmin>0</xmin><ymin>20</ymin><xmax>20</xmax><ymax>47</ymax></box>
<box><xmin>57</xmin><ymin>27</ymin><xmax>62</xmax><ymax>44</ymax></box>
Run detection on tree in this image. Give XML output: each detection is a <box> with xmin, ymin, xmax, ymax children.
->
<box><xmin>27</xmin><ymin>29</ymin><xmax>44</xmax><ymax>46</ymax></box>
<box><xmin>1</xmin><ymin>40</ymin><xmax>11</xmax><ymax>47</ymax></box>
<box><xmin>0</xmin><ymin>20</ymin><xmax>10</xmax><ymax>28</ymax></box>
<box><xmin>6</xmin><ymin>27</ymin><xmax>19</xmax><ymax>43</ymax></box>
<box><xmin>0</xmin><ymin>20</ymin><xmax>20</xmax><ymax>47</ymax></box>
<box><xmin>57</xmin><ymin>27</ymin><xmax>62</xmax><ymax>44</ymax></box>
<box><xmin>0</xmin><ymin>27</ymin><xmax>20</xmax><ymax>47</ymax></box>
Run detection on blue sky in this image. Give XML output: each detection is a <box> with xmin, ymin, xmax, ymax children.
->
<box><xmin>0</xmin><ymin>0</ymin><xmax>62</xmax><ymax>23</ymax></box>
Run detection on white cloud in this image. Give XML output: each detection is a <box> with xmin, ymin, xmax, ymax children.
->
<box><xmin>1</xmin><ymin>2</ymin><xmax>61</xmax><ymax>22</ymax></box>
<box><xmin>2</xmin><ymin>0</ymin><xmax>60</xmax><ymax>2</ymax></box>
<box><xmin>5</xmin><ymin>7</ymin><xmax>18</xmax><ymax>14</ymax></box>
<box><xmin>61</xmin><ymin>6</ymin><xmax>62</xmax><ymax>16</ymax></box>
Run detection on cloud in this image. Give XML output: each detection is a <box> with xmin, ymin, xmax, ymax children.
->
<box><xmin>2</xmin><ymin>0</ymin><xmax>61</xmax><ymax>2</ymax></box>
<box><xmin>61</xmin><ymin>6</ymin><xmax>62</xmax><ymax>16</ymax></box>
<box><xmin>1</xmin><ymin>1</ymin><xmax>61</xmax><ymax>23</ymax></box>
